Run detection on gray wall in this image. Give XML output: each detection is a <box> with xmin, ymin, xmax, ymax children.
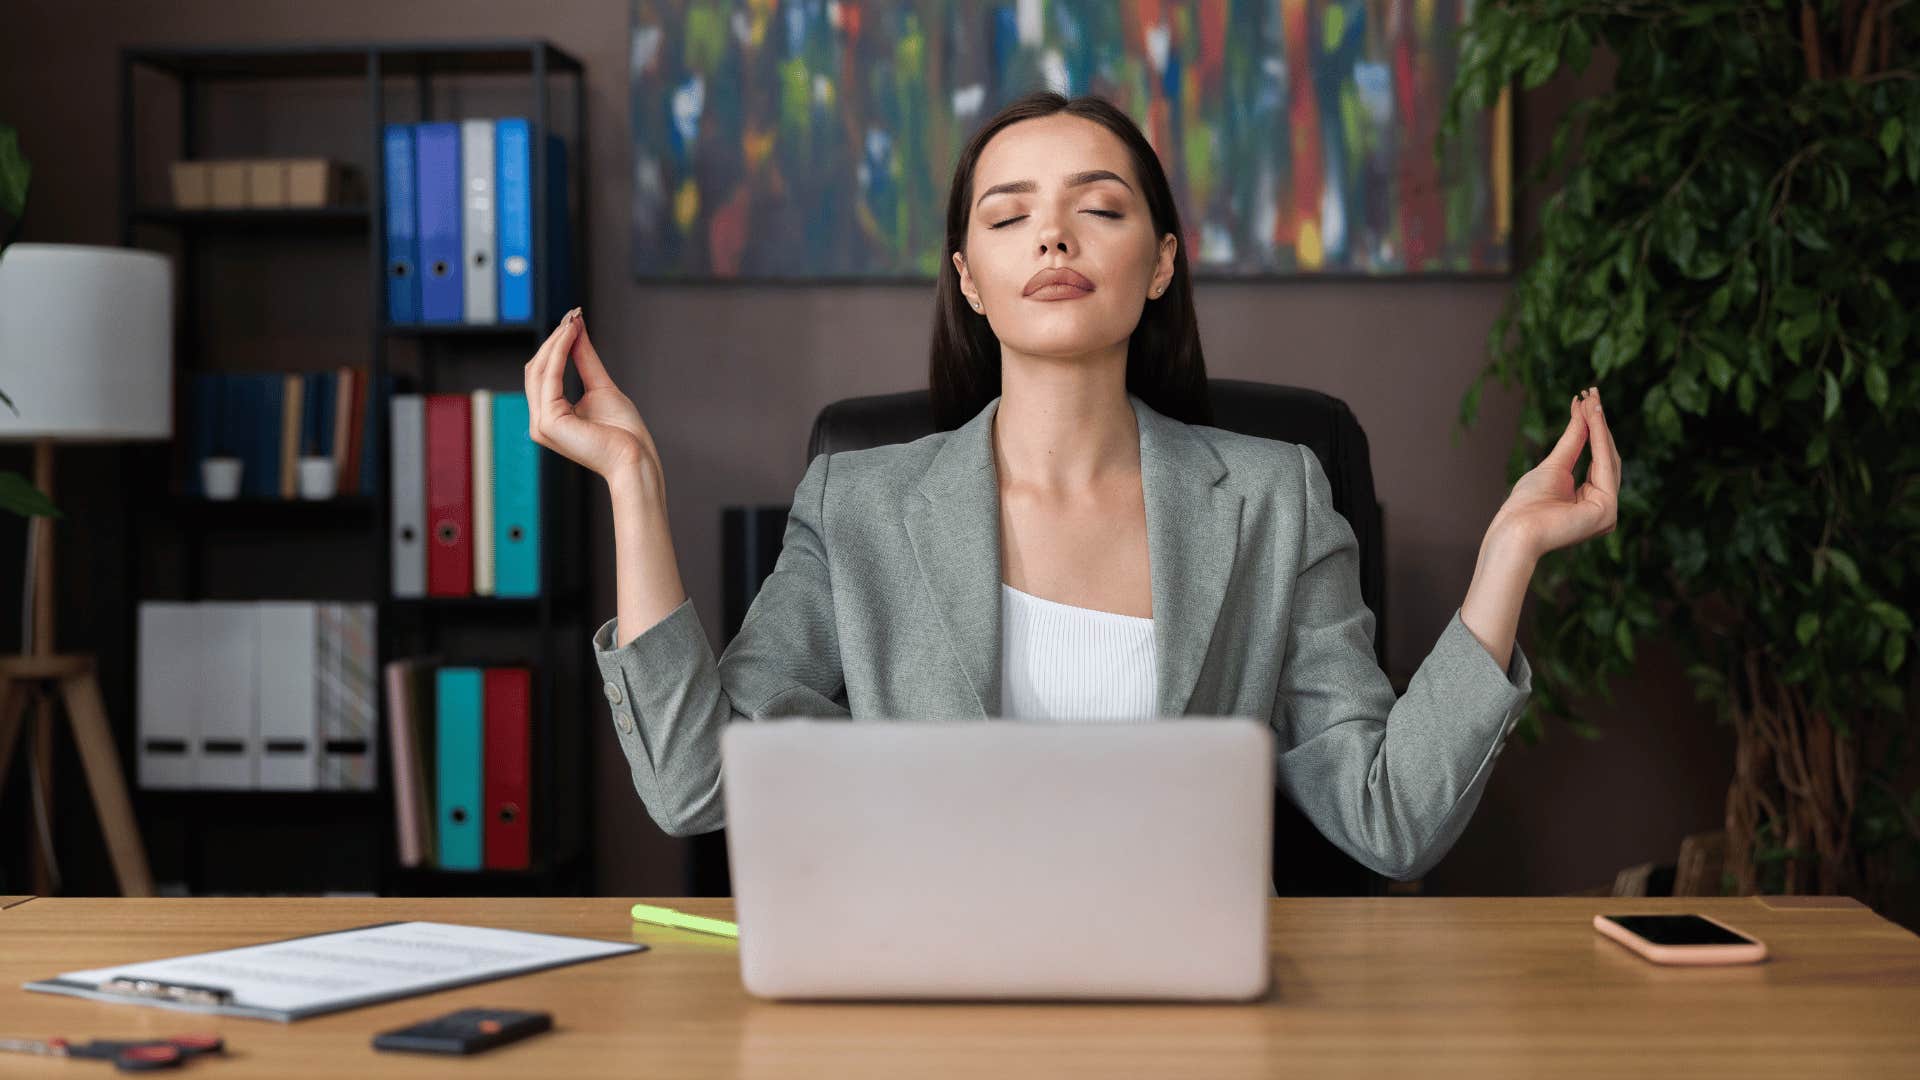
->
<box><xmin>0</xmin><ymin>1</ymin><xmax>1733</xmax><ymax>899</ymax></box>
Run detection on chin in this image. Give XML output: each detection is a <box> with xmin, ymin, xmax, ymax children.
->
<box><xmin>1003</xmin><ymin>316</ymin><xmax>1133</xmax><ymax>356</ymax></box>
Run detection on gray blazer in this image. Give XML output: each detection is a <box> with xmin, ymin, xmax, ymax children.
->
<box><xmin>592</xmin><ymin>392</ymin><xmax>1533</xmax><ymax>888</ymax></box>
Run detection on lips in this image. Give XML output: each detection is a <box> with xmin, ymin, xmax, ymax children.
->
<box><xmin>1023</xmin><ymin>266</ymin><xmax>1095</xmax><ymax>298</ymax></box>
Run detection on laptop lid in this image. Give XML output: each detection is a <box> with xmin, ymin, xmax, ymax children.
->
<box><xmin>719</xmin><ymin>717</ymin><xmax>1274</xmax><ymax>1001</ymax></box>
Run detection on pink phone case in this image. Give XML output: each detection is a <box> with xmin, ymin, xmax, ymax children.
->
<box><xmin>1592</xmin><ymin>914</ymin><xmax>1769</xmax><ymax>965</ymax></box>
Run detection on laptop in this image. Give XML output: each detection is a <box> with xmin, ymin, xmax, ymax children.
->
<box><xmin>719</xmin><ymin>716</ymin><xmax>1275</xmax><ymax>1001</ymax></box>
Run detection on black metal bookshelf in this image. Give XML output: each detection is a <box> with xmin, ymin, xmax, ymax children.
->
<box><xmin>117</xmin><ymin>40</ymin><xmax>594</xmax><ymax>898</ymax></box>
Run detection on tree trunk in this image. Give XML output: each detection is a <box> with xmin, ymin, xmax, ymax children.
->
<box><xmin>1725</xmin><ymin>647</ymin><xmax>1869</xmax><ymax>897</ymax></box>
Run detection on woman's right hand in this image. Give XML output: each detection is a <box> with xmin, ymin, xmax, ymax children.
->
<box><xmin>525</xmin><ymin>308</ymin><xmax>660</xmax><ymax>487</ymax></box>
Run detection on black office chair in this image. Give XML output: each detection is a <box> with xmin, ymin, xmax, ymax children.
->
<box><xmin>691</xmin><ymin>378</ymin><xmax>1391</xmax><ymax>898</ymax></box>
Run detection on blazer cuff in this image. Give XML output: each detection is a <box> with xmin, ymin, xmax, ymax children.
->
<box><xmin>1433</xmin><ymin>605</ymin><xmax>1533</xmax><ymax>744</ymax></box>
<box><xmin>589</xmin><ymin>595</ymin><xmax>710</xmax><ymax>773</ymax></box>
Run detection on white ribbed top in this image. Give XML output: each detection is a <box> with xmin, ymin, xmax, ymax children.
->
<box><xmin>998</xmin><ymin>583</ymin><xmax>1158</xmax><ymax>722</ymax></box>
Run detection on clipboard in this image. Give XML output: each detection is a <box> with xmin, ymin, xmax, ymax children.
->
<box><xmin>23</xmin><ymin>920</ymin><xmax>646</xmax><ymax>1022</ymax></box>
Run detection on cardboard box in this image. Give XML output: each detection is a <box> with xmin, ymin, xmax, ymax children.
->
<box><xmin>245</xmin><ymin>159</ymin><xmax>288</xmax><ymax>207</ymax></box>
<box><xmin>208</xmin><ymin>161</ymin><xmax>249</xmax><ymax>208</ymax></box>
<box><xmin>169</xmin><ymin>161</ymin><xmax>211</xmax><ymax>209</ymax></box>
<box><xmin>285</xmin><ymin>158</ymin><xmax>360</xmax><ymax>207</ymax></box>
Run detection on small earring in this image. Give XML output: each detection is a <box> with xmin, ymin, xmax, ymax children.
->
<box><xmin>971</xmin><ymin>299</ymin><xmax>982</xmax><ymax>310</ymax></box>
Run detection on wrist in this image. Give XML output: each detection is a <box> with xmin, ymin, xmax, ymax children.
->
<box><xmin>606</xmin><ymin>460</ymin><xmax>665</xmax><ymax>511</ymax></box>
<box><xmin>1478</xmin><ymin>519</ymin><xmax>1539</xmax><ymax>573</ymax></box>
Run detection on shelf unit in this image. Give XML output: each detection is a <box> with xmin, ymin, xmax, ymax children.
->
<box><xmin>118</xmin><ymin>40</ymin><xmax>594</xmax><ymax>897</ymax></box>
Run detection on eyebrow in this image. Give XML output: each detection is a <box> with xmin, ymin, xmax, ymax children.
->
<box><xmin>974</xmin><ymin>169</ymin><xmax>1134</xmax><ymax>208</ymax></box>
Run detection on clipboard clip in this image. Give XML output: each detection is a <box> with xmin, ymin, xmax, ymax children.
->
<box><xmin>97</xmin><ymin>977</ymin><xmax>234</xmax><ymax>1007</ymax></box>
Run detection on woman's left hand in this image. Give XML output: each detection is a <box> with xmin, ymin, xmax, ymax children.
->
<box><xmin>1490</xmin><ymin>385</ymin><xmax>1622</xmax><ymax>560</ymax></box>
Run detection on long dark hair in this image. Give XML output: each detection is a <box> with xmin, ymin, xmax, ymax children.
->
<box><xmin>928</xmin><ymin>90</ymin><xmax>1212</xmax><ymax>432</ymax></box>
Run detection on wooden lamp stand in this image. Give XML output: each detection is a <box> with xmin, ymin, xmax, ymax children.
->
<box><xmin>0</xmin><ymin>439</ymin><xmax>154</xmax><ymax>896</ymax></box>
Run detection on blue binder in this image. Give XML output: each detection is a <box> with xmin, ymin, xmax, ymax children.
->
<box><xmin>436</xmin><ymin>666</ymin><xmax>484</xmax><ymax>871</ymax></box>
<box><xmin>415</xmin><ymin>122</ymin><xmax>464</xmax><ymax>323</ymax></box>
<box><xmin>187</xmin><ymin>373</ymin><xmax>224</xmax><ymax>496</ymax></box>
<box><xmin>240</xmin><ymin>373</ymin><xmax>284</xmax><ymax>500</ymax></box>
<box><xmin>222</xmin><ymin>375</ymin><xmax>252</xmax><ymax>497</ymax></box>
<box><xmin>495</xmin><ymin>122</ymin><xmax>572</xmax><ymax>324</ymax></box>
<box><xmin>544</xmin><ymin>132</ymin><xmax>574</xmax><ymax>318</ymax></box>
<box><xmin>496</xmin><ymin>119</ymin><xmax>533</xmax><ymax>323</ymax></box>
<box><xmin>383</xmin><ymin>124</ymin><xmax>420</xmax><ymax>323</ymax></box>
<box><xmin>302</xmin><ymin>371</ymin><xmax>336</xmax><ymax>459</ymax></box>
<box><xmin>491</xmin><ymin>392</ymin><xmax>541</xmax><ymax>597</ymax></box>
<box><xmin>316</xmin><ymin>371</ymin><xmax>337</xmax><ymax>457</ymax></box>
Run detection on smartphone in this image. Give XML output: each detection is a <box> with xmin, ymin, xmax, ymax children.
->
<box><xmin>372</xmin><ymin>1008</ymin><xmax>553</xmax><ymax>1055</ymax></box>
<box><xmin>1593</xmin><ymin>913</ymin><xmax>1768</xmax><ymax>965</ymax></box>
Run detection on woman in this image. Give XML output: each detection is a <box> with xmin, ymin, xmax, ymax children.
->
<box><xmin>525</xmin><ymin>91</ymin><xmax>1622</xmax><ymax>885</ymax></box>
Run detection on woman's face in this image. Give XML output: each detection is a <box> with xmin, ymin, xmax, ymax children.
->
<box><xmin>953</xmin><ymin>113</ymin><xmax>1177</xmax><ymax>363</ymax></box>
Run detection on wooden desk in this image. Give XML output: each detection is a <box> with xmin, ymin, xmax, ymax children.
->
<box><xmin>2</xmin><ymin>896</ymin><xmax>1916</xmax><ymax>1077</ymax></box>
<box><xmin>0</xmin><ymin>896</ymin><xmax>33</xmax><ymax>911</ymax></box>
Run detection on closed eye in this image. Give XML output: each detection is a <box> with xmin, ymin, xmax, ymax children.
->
<box><xmin>986</xmin><ymin>210</ymin><xmax>1123</xmax><ymax>229</ymax></box>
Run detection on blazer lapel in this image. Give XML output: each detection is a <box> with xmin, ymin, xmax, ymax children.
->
<box><xmin>903</xmin><ymin>392</ymin><xmax>1243</xmax><ymax>720</ymax></box>
<box><xmin>1137</xmin><ymin>394</ymin><xmax>1243</xmax><ymax>717</ymax></box>
<box><xmin>903</xmin><ymin>399</ymin><xmax>1004</xmax><ymax>718</ymax></box>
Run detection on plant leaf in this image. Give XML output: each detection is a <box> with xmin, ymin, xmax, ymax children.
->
<box><xmin>1864</xmin><ymin>363</ymin><xmax>1889</xmax><ymax>409</ymax></box>
<box><xmin>1704</xmin><ymin>346</ymin><xmax>1735</xmax><ymax>391</ymax></box>
<box><xmin>0</xmin><ymin>124</ymin><xmax>29</xmax><ymax>224</ymax></box>
<box><xmin>0</xmin><ymin>471</ymin><xmax>60</xmax><ymax>518</ymax></box>
<box><xmin>1825</xmin><ymin>548</ymin><xmax>1861</xmax><ymax>589</ymax></box>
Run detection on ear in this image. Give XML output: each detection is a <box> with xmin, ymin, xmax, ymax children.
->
<box><xmin>1150</xmin><ymin>232</ymin><xmax>1178</xmax><ymax>297</ymax></box>
<box><xmin>952</xmin><ymin>250</ymin><xmax>979</xmax><ymax>307</ymax></box>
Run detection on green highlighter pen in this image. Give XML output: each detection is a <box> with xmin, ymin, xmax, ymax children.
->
<box><xmin>630</xmin><ymin>903</ymin><xmax>739</xmax><ymax>939</ymax></box>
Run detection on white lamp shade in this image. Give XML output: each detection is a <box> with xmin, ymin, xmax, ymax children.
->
<box><xmin>0</xmin><ymin>242</ymin><xmax>174</xmax><ymax>442</ymax></box>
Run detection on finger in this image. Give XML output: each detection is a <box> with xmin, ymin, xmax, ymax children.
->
<box><xmin>1542</xmin><ymin>392</ymin><xmax>1590</xmax><ymax>470</ymax></box>
<box><xmin>523</xmin><ymin>323</ymin><xmax>559</xmax><ymax>433</ymax></box>
<box><xmin>529</xmin><ymin>312</ymin><xmax>579</xmax><ymax>432</ymax></box>
<box><xmin>540</xmin><ymin>313</ymin><xmax>579</xmax><ymax>422</ymax></box>
<box><xmin>570</xmin><ymin>315</ymin><xmax>614</xmax><ymax>391</ymax></box>
<box><xmin>526</xmin><ymin>309</ymin><xmax>578</xmax><ymax>405</ymax></box>
<box><xmin>1582</xmin><ymin>386</ymin><xmax>1619</xmax><ymax>495</ymax></box>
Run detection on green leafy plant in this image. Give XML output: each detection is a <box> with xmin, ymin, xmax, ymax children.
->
<box><xmin>0</xmin><ymin>124</ymin><xmax>26</xmax><ymax>244</ymax></box>
<box><xmin>1439</xmin><ymin>2</ymin><xmax>1918</xmax><ymax>908</ymax></box>
<box><xmin>0</xmin><ymin>121</ymin><xmax>59</xmax><ymax>520</ymax></box>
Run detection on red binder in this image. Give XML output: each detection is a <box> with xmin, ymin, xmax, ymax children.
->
<box><xmin>424</xmin><ymin>393</ymin><xmax>472</xmax><ymax>596</ymax></box>
<box><xmin>483</xmin><ymin>666</ymin><xmax>532</xmax><ymax>870</ymax></box>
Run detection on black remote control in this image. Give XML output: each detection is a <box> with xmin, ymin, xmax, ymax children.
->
<box><xmin>372</xmin><ymin>1007</ymin><xmax>553</xmax><ymax>1055</ymax></box>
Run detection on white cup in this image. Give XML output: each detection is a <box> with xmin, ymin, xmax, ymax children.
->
<box><xmin>202</xmin><ymin>457</ymin><xmax>243</xmax><ymax>500</ymax></box>
<box><xmin>298</xmin><ymin>457</ymin><xmax>338</xmax><ymax>500</ymax></box>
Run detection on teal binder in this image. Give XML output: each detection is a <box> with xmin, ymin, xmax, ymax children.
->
<box><xmin>491</xmin><ymin>392</ymin><xmax>541</xmax><ymax>597</ymax></box>
<box><xmin>435</xmin><ymin>667</ymin><xmax>484</xmax><ymax>870</ymax></box>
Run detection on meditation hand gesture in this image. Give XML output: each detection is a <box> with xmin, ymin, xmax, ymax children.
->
<box><xmin>1490</xmin><ymin>386</ymin><xmax>1623</xmax><ymax>560</ymax></box>
<box><xmin>524</xmin><ymin>308</ymin><xmax>661</xmax><ymax>487</ymax></box>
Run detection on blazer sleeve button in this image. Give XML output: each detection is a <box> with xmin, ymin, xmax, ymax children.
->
<box><xmin>604</xmin><ymin>680</ymin><xmax>624</xmax><ymax>706</ymax></box>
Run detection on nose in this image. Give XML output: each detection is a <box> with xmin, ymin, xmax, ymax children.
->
<box><xmin>1034</xmin><ymin>215</ymin><xmax>1071</xmax><ymax>257</ymax></box>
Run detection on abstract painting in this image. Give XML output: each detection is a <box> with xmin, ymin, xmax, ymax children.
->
<box><xmin>629</xmin><ymin>0</ymin><xmax>1511</xmax><ymax>280</ymax></box>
